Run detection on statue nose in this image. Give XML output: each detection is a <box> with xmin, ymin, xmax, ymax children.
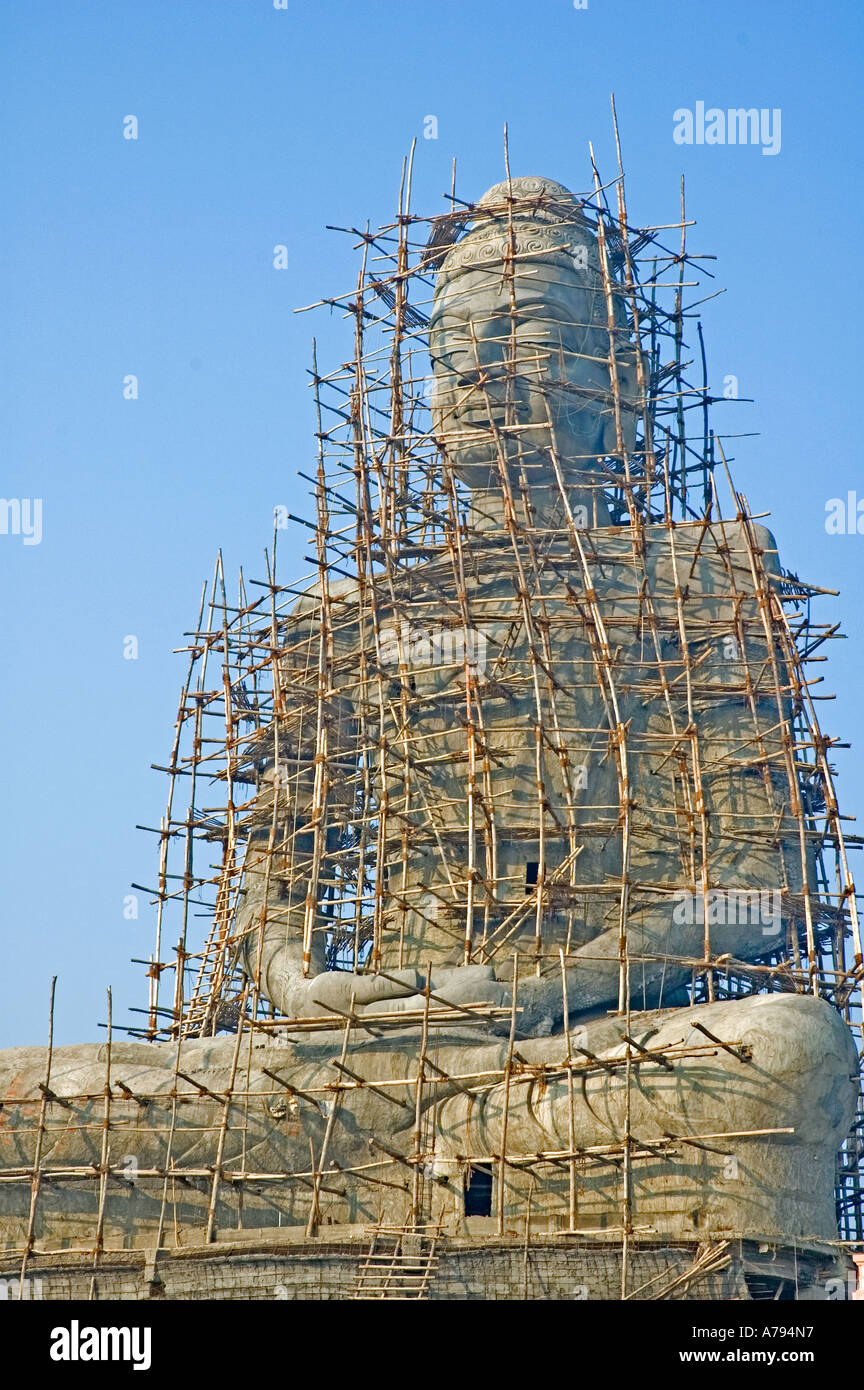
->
<box><xmin>454</xmin><ymin>360</ymin><xmax>510</xmax><ymax>390</ymax></box>
<box><xmin>456</xmin><ymin>371</ymin><xmax>515</xmax><ymax>411</ymax></box>
<box><xmin>450</xmin><ymin>332</ymin><xmax>508</xmax><ymax>376</ymax></box>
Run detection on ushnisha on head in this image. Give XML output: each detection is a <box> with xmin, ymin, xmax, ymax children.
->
<box><xmin>429</xmin><ymin>176</ymin><xmax>642</xmax><ymax>527</ymax></box>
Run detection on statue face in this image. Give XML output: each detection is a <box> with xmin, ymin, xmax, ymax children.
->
<box><xmin>430</xmin><ymin>254</ymin><xmax>635</xmax><ymax>493</ymax></box>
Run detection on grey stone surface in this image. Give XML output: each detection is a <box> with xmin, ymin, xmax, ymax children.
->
<box><xmin>0</xmin><ymin>1236</ymin><xmax>849</xmax><ymax>1301</ymax></box>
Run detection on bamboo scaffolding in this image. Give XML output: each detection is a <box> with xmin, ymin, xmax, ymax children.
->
<box><xmin>6</xmin><ymin>124</ymin><xmax>857</xmax><ymax>1275</ymax></box>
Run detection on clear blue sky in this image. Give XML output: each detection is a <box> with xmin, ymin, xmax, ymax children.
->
<box><xmin>2</xmin><ymin>0</ymin><xmax>862</xmax><ymax>1046</ymax></box>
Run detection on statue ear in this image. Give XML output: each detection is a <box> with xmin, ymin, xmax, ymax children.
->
<box><xmin>602</xmin><ymin>352</ymin><xmax>645</xmax><ymax>454</ymax></box>
<box><xmin>600</xmin><ymin>412</ymin><xmax>617</xmax><ymax>454</ymax></box>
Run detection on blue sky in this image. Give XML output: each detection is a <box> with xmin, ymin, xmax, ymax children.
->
<box><xmin>1</xmin><ymin>0</ymin><xmax>862</xmax><ymax>1046</ymax></box>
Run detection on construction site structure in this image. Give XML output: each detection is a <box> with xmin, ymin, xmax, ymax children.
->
<box><xmin>1</xmin><ymin>116</ymin><xmax>862</xmax><ymax>1301</ymax></box>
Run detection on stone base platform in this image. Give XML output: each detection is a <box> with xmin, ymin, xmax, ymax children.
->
<box><xmin>0</xmin><ymin>1228</ymin><xmax>852</xmax><ymax>1301</ymax></box>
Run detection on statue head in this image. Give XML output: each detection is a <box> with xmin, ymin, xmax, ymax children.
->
<box><xmin>429</xmin><ymin>176</ymin><xmax>641</xmax><ymax>525</ymax></box>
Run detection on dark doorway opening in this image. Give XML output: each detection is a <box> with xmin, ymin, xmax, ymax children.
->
<box><xmin>464</xmin><ymin>1164</ymin><xmax>494</xmax><ymax>1217</ymax></box>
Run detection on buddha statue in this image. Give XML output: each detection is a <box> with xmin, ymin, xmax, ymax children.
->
<box><xmin>0</xmin><ymin>176</ymin><xmax>857</xmax><ymax>1277</ymax></box>
<box><xmin>239</xmin><ymin>177</ymin><xmax>839</xmax><ymax>1038</ymax></box>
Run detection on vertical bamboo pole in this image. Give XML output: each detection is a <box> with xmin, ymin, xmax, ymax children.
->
<box><xmin>306</xmin><ymin>1001</ymin><xmax>354</xmax><ymax>1236</ymax></box>
<box><xmin>411</xmin><ymin>964</ymin><xmax>432</xmax><ymax>1225</ymax></box>
<box><xmin>496</xmin><ymin>955</ymin><xmax>519</xmax><ymax>1236</ymax></box>
<box><xmin>205</xmin><ymin>985</ymin><xmax>249</xmax><ymax>1244</ymax></box>
<box><xmin>18</xmin><ymin>976</ymin><xmax>57</xmax><ymax>1296</ymax></box>
<box><xmin>88</xmin><ymin>987</ymin><xmax>114</xmax><ymax>1299</ymax></box>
